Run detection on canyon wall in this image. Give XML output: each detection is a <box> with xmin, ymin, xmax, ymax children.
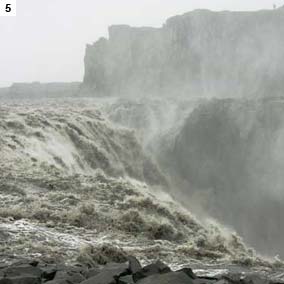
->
<box><xmin>0</xmin><ymin>82</ymin><xmax>81</xmax><ymax>99</ymax></box>
<box><xmin>83</xmin><ymin>8</ymin><xmax>284</xmax><ymax>98</ymax></box>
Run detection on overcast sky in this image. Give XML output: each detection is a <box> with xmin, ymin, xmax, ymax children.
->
<box><xmin>0</xmin><ymin>0</ymin><xmax>283</xmax><ymax>87</ymax></box>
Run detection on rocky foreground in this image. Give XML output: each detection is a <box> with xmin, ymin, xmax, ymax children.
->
<box><xmin>0</xmin><ymin>254</ymin><xmax>281</xmax><ymax>284</ymax></box>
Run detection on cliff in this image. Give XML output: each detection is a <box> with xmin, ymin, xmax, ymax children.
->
<box><xmin>0</xmin><ymin>82</ymin><xmax>81</xmax><ymax>99</ymax></box>
<box><xmin>83</xmin><ymin>8</ymin><xmax>284</xmax><ymax>98</ymax></box>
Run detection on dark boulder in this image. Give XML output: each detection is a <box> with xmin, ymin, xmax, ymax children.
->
<box><xmin>177</xmin><ymin>268</ymin><xmax>197</xmax><ymax>280</ymax></box>
<box><xmin>54</xmin><ymin>271</ymin><xmax>85</xmax><ymax>284</ymax></box>
<box><xmin>52</xmin><ymin>265</ymin><xmax>86</xmax><ymax>284</ymax></box>
<box><xmin>39</xmin><ymin>265</ymin><xmax>57</xmax><ymax>281</ymax></box>
<box><xmin>82</xmin><ymin>268</ymin><xmax>100</xmax><ymax>279</ymax></box>
<box><xmin>0</xmin><ymin>276</ymin><xmax>41</xmax><ymax>284</ymax></box>
<box><xmin>223</xmin><ymin>274</ymin><xmax>244</xmax><ymax>284</ymax></box>
<box><xmin>80</xmin><ymin>262</ymin><xmax>129</xmax><ymax>284</ymax></box>
<box><xmin>3</xmin><ymin>265</ymin><xmax>42</xmax><ymax>278</ymax></box>
<box><xmin>222</xmin><ymin>274</ymin><xmax>270</xmax><ymax>284</ymax></box>
<box><xmin>136</xmin><ymin>271</ymin><xmax>195</xmax><ymax>284</ymax></box>
<box><xmin>44</xmin><ymin>280</ymin><xmax>69</xmax><ymax>284</ymax></box>
<box><xmin>133</xmin><ymin>260</ymin><xmax>171</xmax><ymax>282</ymax></box>
<box><xmin>118</xmin><ymin>275</ymin><xmax>135</xmax><ymax>284</ymax></box>
<box><xmin>127</xmin><ymin>257</ymin><xmax>142</xmax><ymax>275</ymax></box>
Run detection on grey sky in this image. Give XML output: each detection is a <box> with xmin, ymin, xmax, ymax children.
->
<box><xmin>0</xmin><ymin>0</ymin><xmax>283</xmax><ymax>87</ymax></box>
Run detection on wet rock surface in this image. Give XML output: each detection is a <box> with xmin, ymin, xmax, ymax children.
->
<box><xmin>0</xmin><ymin>257</ymin><xmax>282</xmax><ymax>284</ymax></box>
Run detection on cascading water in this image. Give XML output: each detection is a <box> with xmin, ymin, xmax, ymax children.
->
<box><xmin>0</xmin><ymin>98</ymin><xmax>278</xmax><ymax>273</ymax></box>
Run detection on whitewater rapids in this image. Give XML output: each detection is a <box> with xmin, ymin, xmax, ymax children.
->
<box><xmin>0</xmin><ymin>98</ymin><xmax>282</xmax><ymax>277</ymax></box>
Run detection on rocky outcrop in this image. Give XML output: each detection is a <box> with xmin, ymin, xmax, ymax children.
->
<box><xmin>0</xmin><ymin>257</ymin><xmax>278</xmax><ymax>284</ymax></box>
<box><xmin>83</xmin><ymin>8</ymin><xmax>284</xmax><ymax>98</ymax></box>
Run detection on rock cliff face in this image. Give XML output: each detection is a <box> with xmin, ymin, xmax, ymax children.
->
<box><xmin>0</xmin><ymin>82</ymin><xmax>81</xmax><ymax>99</ymax></box>
<box><xmin>83</xmin><ymin>8</ymin><xmax>284</xmax><ymax>98</ymax></box>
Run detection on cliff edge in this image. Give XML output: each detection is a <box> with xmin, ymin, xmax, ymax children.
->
<box><xmin>82</xmin><ymin>8</ymin><xmax>284</xmax><ymax>98</ymax></box>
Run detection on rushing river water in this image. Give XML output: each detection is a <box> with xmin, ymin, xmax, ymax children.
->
<box><xmin>0</xmin><ymin>98</ymin><xmax>283</xmax><ymax>280</ymax></box>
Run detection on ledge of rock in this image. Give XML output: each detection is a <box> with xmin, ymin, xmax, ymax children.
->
<box><xmin>0</xmin><ymin>256</ymin><xmax>279</xmax><ymax>284</ymax></box>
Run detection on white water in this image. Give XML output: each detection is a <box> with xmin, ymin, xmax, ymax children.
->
<box><xmin>0</xmin><ymin>98</ymin><xmax>282</xmax><ymax>272</ymax></box>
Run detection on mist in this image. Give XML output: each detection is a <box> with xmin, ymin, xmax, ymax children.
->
<box><xmin>0</xmin><ymin>0</ymin><xmax>283</xmax><ymax>87</ymax></box>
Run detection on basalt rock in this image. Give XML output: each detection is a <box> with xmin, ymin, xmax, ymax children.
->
<box><xmin>0</xmin><ymin>257</ymin><xmax>277</xmax><ymax>284</ymax></box>
<box><xmin>132</xmin><ymin>260</ymin><xmax>171</xmax><ymax>282</ymax></box>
